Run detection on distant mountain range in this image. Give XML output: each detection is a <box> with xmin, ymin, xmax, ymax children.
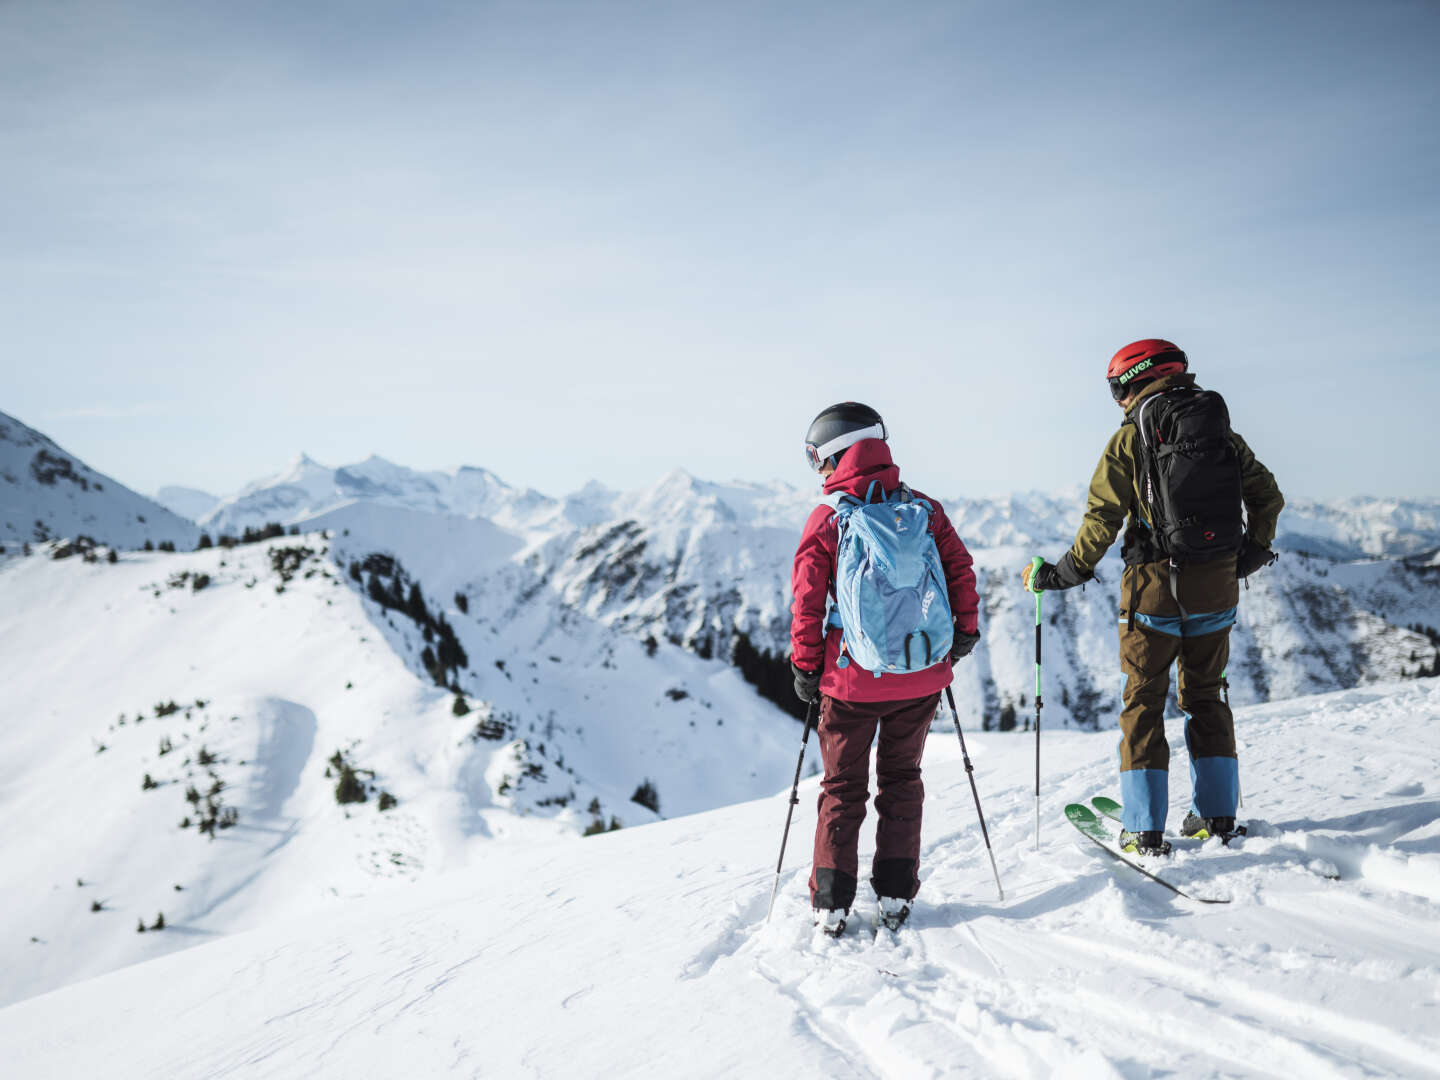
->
<box><xmin>5</xmin><ymin>406</ymin><xmax>1440</xmax><ymax>730</ymax></box>
<box><xmin>152</xmin><ymin>445</ymin><xmax>1440</xmax><ymax>563</ymax></box>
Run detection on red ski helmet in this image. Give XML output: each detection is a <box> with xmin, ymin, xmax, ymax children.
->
<box><xmin>1106</xmin><ymin>339</ymin><xmax>1187</xmax><ymax>401</ymax></box>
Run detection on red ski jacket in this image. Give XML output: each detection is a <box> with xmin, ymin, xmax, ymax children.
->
<box><xmin>789</xmin><ymin>440</ymin><xmax>979</xmax><ymax>703</ymax></box>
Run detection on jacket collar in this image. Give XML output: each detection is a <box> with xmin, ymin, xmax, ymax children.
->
<box><xmin>1124</xmin><ymin>372</ymin><xmax>1197</xmax><ymax>416</ymax></box>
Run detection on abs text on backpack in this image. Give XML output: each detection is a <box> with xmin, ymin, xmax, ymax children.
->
<box><xmin>830</xmin><ymin>483</ymin><xmax>953</xmax><ymax>675</ymax></box>
<box><xmin>1130</xmin><ymin>388</ymin><xmax>1244</xmax><ymax>563</ymax></box>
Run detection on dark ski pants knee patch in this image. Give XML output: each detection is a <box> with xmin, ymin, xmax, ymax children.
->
<box><xmin>871</xmin><ymin>857</ymin><xmax>919</xmax><ymax>901</ymax></box>
<box><xmin>810</xmin><ymin>866</ymin><xmax>857</xmax><ymax>911</ymax></box>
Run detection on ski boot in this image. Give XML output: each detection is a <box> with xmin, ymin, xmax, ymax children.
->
<box><xmin>1181</xmin><ymin>813</ymin><xmax>1246</xmax><ymax>845</ymax></box>
<box><xmin>877</xmin><ymin>896</ymin><xmax>911</xmax><ymax>932</ymax></box>
<box><xmin>814</xmin><ymin>908</ymin><xmax>849</xmax><ymax>937</ymax></box>
<box><xmin>1118</xmin><ymin>829</ymin><xmax>1172</xmax><ymax>857</ymax></box>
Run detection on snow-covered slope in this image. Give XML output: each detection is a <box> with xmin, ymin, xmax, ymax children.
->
<box><xmin>1278</xmin><ymin>496</ymin><xmax>1440</xmax><ymax>559</ymax></box>
<box><xmin>4</xmin><ymin>679</ymin><xmax>1438</xmax><ymax>1079</ymax></box>
<box><xmin>0</xmin><ymin>531</ymin><xmax>801</xmax><ymax>1007</ymax></box>
<box><xmin>0</xmin><ymin>410</ymin><xmax>199</xmax><ymax>551</ymax></box>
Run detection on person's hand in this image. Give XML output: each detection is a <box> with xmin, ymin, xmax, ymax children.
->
<box><xmin>1236</xmin><ymin>538</ymin><xmax>1278</xmax><ymax>579</ymax></box>
<box><xmin>950</xmin><ymin>630</ymin><xmax>980</xmax><ymax>664</ymax></box>
<box><xmin>790</xmin><ymin>660</ymin><xmax>821</xmax><ymax>703</ymax></box>
<box><xmin>1023</xmin><ymin>560</ymin><xmax>1058</xmax><ymax>592</ymax></box>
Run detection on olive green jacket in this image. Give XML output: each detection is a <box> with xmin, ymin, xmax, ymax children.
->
<box><xmin>1066</xmin><ymin>373</ymin><xmax>1285</xmax><ymax>577</ymax></box>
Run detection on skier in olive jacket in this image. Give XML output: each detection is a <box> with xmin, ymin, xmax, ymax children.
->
<box><xmin>1023</xmin><ymin>340</ymin><xmax>1284</xmax><ymax>854</ymax></box>
<box><xmin>790</xmin><ymin>402</ymin><xmax>980</xmax><ymax>929</ymax></box>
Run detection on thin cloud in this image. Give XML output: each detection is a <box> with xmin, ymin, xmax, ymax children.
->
<box><xmin>45</xmin><ymin>402</ymin><xmax>172</xmax><ymax>421</ymax></box>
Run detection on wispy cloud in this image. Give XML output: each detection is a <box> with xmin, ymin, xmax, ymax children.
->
<box><xmin>45</xmin><ymin>402</ymin><xmax>172</xmax><ymax>421</ymax></box>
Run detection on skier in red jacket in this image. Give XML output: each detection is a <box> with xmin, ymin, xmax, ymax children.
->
<box><xmin>790</xmin><ymin>403</ymin><xmax>980</xmax><ymax>933</ymax></box>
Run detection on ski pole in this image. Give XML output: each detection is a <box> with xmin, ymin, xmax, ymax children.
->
<box><xmin>766</xmin><ymin>698</ymin><xmax>819</xmax><ymax>923</ymax></box>
<box><xmin>1030</xmin><ymin>555</ymin><xmax>1043</xmax><ymax>851</ymax></box>
<box><xmin>945</xmin><ymin>685</ymin><xmax>1004</xmax><ymax>901</ymax></box>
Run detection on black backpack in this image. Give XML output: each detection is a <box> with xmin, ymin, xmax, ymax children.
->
<box><xmin>1128</xmin><ymin>387</ymin><xmax>1244</xmax><ymax>563</ymax></box>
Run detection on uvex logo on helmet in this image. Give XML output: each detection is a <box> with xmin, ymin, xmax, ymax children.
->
<box><xmin>1106</xmin><ymin>339</ymin><xmax>1188</xmax><ymax>402</ymax></box>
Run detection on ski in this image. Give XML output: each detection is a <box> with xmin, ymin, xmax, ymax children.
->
<box><xmin>1065</xmin><ymin>804</ymin><xmax>1231</xmax><ymax>904</ymax></box>
<box><xmin>1090</xmin><ymin>796</ymin><xmax>1247</xmax><ymax>843</ymax></box>
<box><xmin>871</xmin><ymin>908</ymin><xmax>910</xmax><ymax>941</ymax></box>
<box><xmin>1091</xmin><ymin>797</ymin><xmax>1339</xmax><ymax>881</ymax></box>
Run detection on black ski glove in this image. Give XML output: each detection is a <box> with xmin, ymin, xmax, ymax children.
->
<box><xmin>1236</xmin><ymin>538</ymin><xmax>1278</xmax><ymax>579</ymax></box>
<box><xmin>1034</xmin><ymin>551</ymin><xmax>1092</xmax><ymax>592</ymax></box>
<box><xmin>790</xmin><ymin>660</ymin><xmax>821</xmax><ymax>703</ymax></box>
<box><xmin>950</xmin><ymin>629</ymin><xmax>980</xmax><ymax>664</ymax></box>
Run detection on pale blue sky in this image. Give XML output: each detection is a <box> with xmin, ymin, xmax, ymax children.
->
<box><xmin>3</xmin><ymin>0</ymin><xmax>1437</xmax><ymax>501</ymax></box>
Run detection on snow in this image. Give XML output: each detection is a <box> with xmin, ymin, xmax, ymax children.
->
<box><xmin>3</xmin><ymin>679</ymin><xmax>1438</xmax><ymax>1078</ymax></box>
<box><xmin>200</xmin><ymin>453</ymin><xmax>562</xmax><ymax>539</ymax></box>
<box><xmin>3</xmin><ymin>405</ymin><xmax>1440</xmax><ymax>1076</ymax></box>
<box><xmin>0</xmin><ymin>528</ymin><xmax>801</xmax><ymax>1008</ymax></box>
<box><xmin>0</xmin><ymin>410</ymin><xmax>199</xmax><ymax>550</ymax></box>
<box><xmin>153</xmin><ymin>485</ymin><xmax>220</xmax><ymax>522</ymax></box>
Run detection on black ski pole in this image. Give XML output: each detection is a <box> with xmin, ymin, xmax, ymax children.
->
<box><xmin>945</xmin><ymin>685</ymin><xmax>1004</xmax><ymax>901</ymax></box>
<box><xmin>766</xmin><ymin>698</ymin><xmax>819</xmax><ymax>923</ymax></box>
<box><xmin>1029</xmin><ymin>556</ymin><xmax>1043</xmax><ymax>851</ymax></box>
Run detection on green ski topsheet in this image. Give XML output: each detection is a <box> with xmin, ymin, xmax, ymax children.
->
<box><xmin>1089</xmin><ymin>796</ymin><xmax>1234</xmax><ymax>843</ymax></box>
<box><xmin>1063</xmin><ymin>803</ymin><xmax>1231</xmax><ymax>904</ymax></box>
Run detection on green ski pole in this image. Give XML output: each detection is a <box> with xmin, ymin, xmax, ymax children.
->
<box><xmin>1030</xmin><ymin>555</ymin><xmax>1044</xmax><ymax>852</ymax></box>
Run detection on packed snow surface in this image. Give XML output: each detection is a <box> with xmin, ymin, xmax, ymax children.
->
<box><xmin>4</xmin><ymin>679</ymin><xmax>1438</xmax><ymax>1079</ymax></box>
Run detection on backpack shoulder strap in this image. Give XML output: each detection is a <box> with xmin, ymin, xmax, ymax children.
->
<box><xmin>831</xmin><ymin>493</ymin><xmax>861</xmax><ymax>527</ymax></box>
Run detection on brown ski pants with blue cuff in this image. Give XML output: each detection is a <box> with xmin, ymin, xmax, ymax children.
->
<box><xmin>1118</xmin><ymin>557</ymin><xmax>1239</xmax><ymax>833</ymax></box>
<box><xmin>809</xmin><ymin>692</ymin><xmax>937</xmax><ymax>911</ymax></box>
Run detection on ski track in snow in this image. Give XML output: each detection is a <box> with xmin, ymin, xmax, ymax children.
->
<box><xmin>690</xmin><ymin>684</ymin><xmax>1440</xmax><ymax>1080</ymax></box>
<box><xmin>3</xmin><ymin>628</ymin><xmax>1439</xmax><ymax>1078</ymax></box>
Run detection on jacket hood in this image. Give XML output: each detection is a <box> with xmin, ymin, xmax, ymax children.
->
<box><xmin>823</xmin><ymin>438</ymin><xmax>901</xmax><ymax>499</ymax></box>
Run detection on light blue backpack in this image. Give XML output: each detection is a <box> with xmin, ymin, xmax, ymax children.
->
<box><xmin>829</xmin><ymin>482</ymin><xmax>953</xmax><ymax>676</ymax></box>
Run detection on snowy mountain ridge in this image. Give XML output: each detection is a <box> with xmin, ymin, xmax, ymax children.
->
<box><xmin>182</xmin><ymin>446</ymin><xmax>1440</xmax><ymax>559</ymax></box>
<box><xmin>199</xmin><ymin>451</ymin><xmax>564</xmax><ymax>537</ymax></box>
<box><xmin>0</xmin><ymin>410</ymin><xmax>198</xmax><ymax>551</ymax></box>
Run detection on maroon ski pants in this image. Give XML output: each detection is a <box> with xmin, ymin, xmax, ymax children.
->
<box><xmin>808</xmin><ymin>692</ymin><xmax>938</xmax><ymax>910</ymax></box>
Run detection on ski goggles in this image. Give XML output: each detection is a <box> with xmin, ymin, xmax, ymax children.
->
<box><xmin>804</xmin><ymin>422</ymin><xmax>887</xmax><ymax>471</ymax></box>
